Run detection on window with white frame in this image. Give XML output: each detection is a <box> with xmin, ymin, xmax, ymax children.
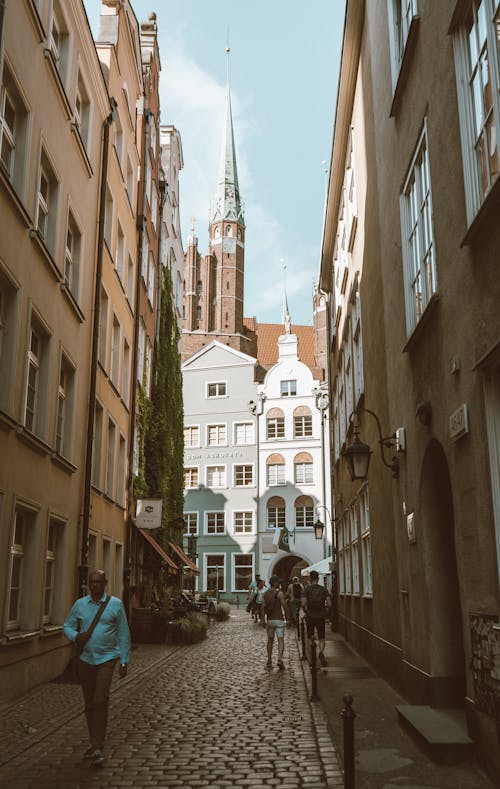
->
<box><xmin>293</xmin><ymin>408</ymin><xmax>313</xmax><ymax>438</ymax></box>
<box><xmin>105</xmin><ymin>417</ymin><xmax>116</xmax><ymax>499</ymax></box>
<box><xmin>147</xmin><ymin>251</ymin><xmax>155</xmax><ymax>305</ymax></box>
<box><xmin>122</xmin><ymin>337</ymin><xmax>130</xmax><ymax>406</ymax></box>
<box><xmin>267</xmin><ymin>497</ymin><xmax>286</xmax><ymax>529</ymax></box>
<box><xmin>145</xmin><ymin>337</ymin><xmax>152</xmax><ymax>398</ymax></box>
<box><xmin>55</xmin><ymin>353</ymin><xmax>74</xmax><ymax>458</ymax></box>
<box><xmin>64</xmin><ymin>211</ymin><xmax>81</xmax><ymax>301</ymax></box>
<box><xmin>207</xmin><ymin>424</ymin><xmax>226</xmax><ymax>446</ymax></box>
<box><xmin>387</xmin><ymin>0</ymin><xmax>419</xmax><ymax>88</ymax></box>
<box><xmin>266</xmin><ymin>414</ymin><xmax>285</xmax><ymax>439</ymax></box>
<box><xmin>117</xmin><ymin>434</ymin><xmax>126</xmax><ymax>507</ymax></box>
<box><xmin>207</xmin><ymin>381</ymin><xmax>227</xmax><ymax>398</ymax></box>
<box><xmin>74</xmin><ymin>72</ymin><xmax>90</xmax><ymax>149</ymax></box>
<box><xmin>0</xmin><ymin>267</ymin><xmax>18</xmax><ymax>412</ymax></box>
<box><xmin>206</xmin><ymin>554</ymin><xmax>225</xmax><ymax>592</ymax></box>
<box><xmin>233</xmin><ymin>511</ymin><xmax>254</xmax><ymax>534</ymax></box>
<box><xmin>145</xmin><ymin>151</ymin><xmax>151</xmax><ymax>204</ymax></box>
<box><xmin>184</xmin><ymin>466</ymin><xmax>199</xmax><ymax>489</ymax></box>
<box><xmin>360</xmin><ymin>485</ymin><xmax>372</xmax><ymax>595</ymax></box>
<box><xmin>206</xmin><ymin>512</ymin><xmax>225</xmax><ymax>535</ymax></box>
<box><xmin>92</xmin><ymin>401</ymin><xmax>103</xmax><ymax>488</ymax></box>
<box><xmin>184</xmin><ymin>512</ymin><xmax>198</xmax><ymax>536</ymax></box>
<box><xmin>350</xmin><ymin>506</ymin><xmax>360</xmax><ymax>595</ymax></box>
<box><xmin>116</xmin><ymin>221</ymin><xmax>125</xmax><ymax>283</ymax></box>
<box><xmin>294</xmin><ymin>460</ymin><xmax>313</xmax><ymax>485</ymax></box>
<box><xmin>126</xmin><ymin>156</ymin><xmax>134</xmax><ymax>206</ymax></box>
<box><xmin>110</xmin><ymin>314</ymin><xmax>120</xmax><ymax>389</ymax></box>
<box><xmin>452</xmin><ymin>0</ymin><xmax>500</xmax><ymax>223</ymax></box>
<box><xmin>113</xmin><ymin>110</ymin><xmax>123</xmax><ymax>170</ymax></box>
<box><xmin>295</xmin><ymin>496</ymin><xmax>314</xmax><ymax>528</ymax></box>
<box><xmin>206</xmin><ymin>465</ymin><xmax>226</xmax><ymax>488</ymax></box>
<box><xmin>400</xmin><ymin>121</ymin><xmax>437</xmax><ymax>335</ymax></box>
<box><xmin>233</xmin><ymin>553</ymin><xmax>253</xmax><ymax>591</ymax></box>
<box><xmin>50</xmin><ymin>2</ymin><xmax>69</xmax><ymax>84</ymax></box>
<box><xmin>184</xmin><ymin>425</ymin><xmax>200</xmax><ymax>448</ymax></box>
<box><xmin>98</xmin><ymin>286</ymin><xmax>109</xmax><ymax>368</ymax></box>
<box><xmin>137</xmin><ymin>319</ymin><xmax>145</xmax><ymax>384</ymax></box>
<box><xmin>234</xmin><ymin>421</ymin><xmax>254</xmax><ymax>445</ymax></box>
<box><xmin>280</xmin><ymin>379</ymin><xmax>297</xmax><ymax>397</ymax></box>
<box><xmin>36</xmin><ymin>152</ymin><xmax>58</xmax><ymax>253</ymax></box>
<box><xmin>151</xmin><ymin>186</ymin><xmax>158</xmax><ymax>231</ymax></box>
<box><xmin>43</xmin><ymin>517</ymin><xmax>63</xmax><ymax>623</ymax></box>
<box><xmin>104</xmin><ymin>186</ymin><xmax>113</xmax><ymax>250</ymax></box>
<box><xmin>141</xmin><ymin>232</ymin><xmax>148</xmax><ymax>281</ymax></box>
<box><xmin>7</xmin><ymin>505</ymin><xmax>37</xmax><ymax>630</ymax></box>
<box><xmin>353</xmin><ymin>290</ymin><xmax>364</xmax><ymax>405</ymax></box>
<box><xmin>24</xmin><ymin>316</ymin><xmax>50</xmax><ymax>436</ymax></box>
<box><xmin>126</xmin><ymin>254</ymin><xmax>135</xmax><ymax>308</ymax></box>
<box><xmin>234</xmin><ymin>464</ymin><xmax>254</xmax><ymax>487</ymax></box>
<box><xmin>266</xmin><ymin>455</ymin><xmax>286</xmax><ymax>486</ymax></box>
<box><xmin>1</xmin><ymin>63</ymin><xmax>28</xmax><ymax>193</ymax></box>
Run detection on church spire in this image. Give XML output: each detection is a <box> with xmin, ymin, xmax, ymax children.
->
<box><xmin>210</xmin><ymin>47</ymin><xmax>245</xmax><ymax>226</ymax></box>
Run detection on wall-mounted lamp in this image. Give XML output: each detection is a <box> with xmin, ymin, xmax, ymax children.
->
<box><xmin>248</xmin><ymin>392</ymin><xmax>266</xmax><ymax>416</ymax></box>
<box><xmin>313</xmin><ymin>519</ymin><xmax>325</xmax><ymax>540</ymax></box>
<box><xmin>342</xmin><ymin>407</ymin><xmax>400</xmax><ymax>481</ymax></box>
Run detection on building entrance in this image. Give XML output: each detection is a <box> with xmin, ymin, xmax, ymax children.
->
<box><xmin>272</xmin><ymin>555</ymin><xmax>307</xmax><ymax>588</ymax></box>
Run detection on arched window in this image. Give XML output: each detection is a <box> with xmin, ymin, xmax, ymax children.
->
<box><xmin>293</xmin><ymin>405</ymin><xmax>312</xmax><ymax>438</ymax></box>
<box><xmin>295</xmin><ymin>495</ymin><xmax>314</xmax><ymax>529</ymax></box>
<box><xmin>266</xmin><ymin>407</ymin><xmax>285</xmax><ymax>439</ymax></box>
<box><xmin>294</xmin><ymin>451</ymin><xmax>313</xmax><ymax>484</ymax></box>
<box><xmin>267</xmin><ymin>496</ymin><xmax>286</xmax><ymax>530</ymax></box>
<box><xmin>214</xmin><ymin>226</ymin><xmax>220</xmax><ymax>238</ymax></box>
<box><xmin>266</xmin><ymin>453</ymin><xmax>285</xmax><ymax>486</ymax></box>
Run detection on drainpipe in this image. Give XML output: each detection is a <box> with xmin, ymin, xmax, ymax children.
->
<box><xmin>79</xmin><ymin>100</ymin><xmax>116</xmax><ymax>598</ymax></box>
<box><xmin>124</xmin><ymin>104</ymin><xmax>151</xmax><ymax>615</ymax></box>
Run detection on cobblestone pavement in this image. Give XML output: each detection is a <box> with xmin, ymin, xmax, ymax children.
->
<box><xmin>0</xmin><ymin>610</ymin><xmax>343</xmax><ymax>788</ymax></box>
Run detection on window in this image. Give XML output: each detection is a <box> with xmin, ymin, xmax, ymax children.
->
<box><xmin>43</xmin><ymin>518</ymin><xmax>63</xmax><ymax>623</ymax></box>
<box><xmin>266</xmin><ymin>408</ymin><xmax>285</xmax><ymax>439</ymax></box>
<box><xmin>137</xmin><ymin>319</ymin><xmax>145</xmax><ymax>384</ymax></box>
<box><xmin>234</xmin><ymin>422</ymin><xmax>254</xmax><ymax>445</ymax></box>
<box><xmin>295</xmin><ymin>496</ymin><xmax>314</xmax><ymax>529</ymax></box>
<box><xmin>110</xmin><ymin>314</ymin><xmax>120</xmax><ymax>389</ymax></box>
<box><xmin>141</xmin><ymin>232</ymin><xmax>148</xmax><ymax>281</ymax></box>
<box><xmin>207</xmin><ymin>381</ymin><xmax>227</xmax><ymax>398</ymax></box>
<box><xmin>280</xmin><ymin>379</ymin><xmax>297</xmax><ymax>397</ymax></box>
<box><xmin>233</xmin><ymin>553</ymin><xmax>253</xmax><ymax>591</ymax></box>
<box><xmin>7</xmin><ymin>507</ymin><xmax>37</xmax><ymax>629</ymax></box>
<box><xmin>74</xmin><ymin>72</ymin><xmax>90</xmax><ymax>149</ymax></box>
<box><xmin>151</xmin><ymin>186</ymin><xmax>158</xmax><ymax>231</ymax></box>
<box><xmin>184</xmin><ymin>425</ymin><xmax>200</xmax><ymax>448</ymax></box>
<box><xmin>50</xmin><ymin>3</ymin><xmax>69</xmax><ymax>84</ymax></box>
<box><xmin>116</xmin><ymin>221</ymin><xmax>125</xmax><ymax>283</ymax></box>
<box><xmin>24</xmin><ymin>316</ymin><xmax>50</xmax><ymax>436</ymax></box>
<box><xmin>267</xmin><ymin>497</ymin><xmax>286</xmax><ymax>530</ymax></box>
<box><xmin>98</xmin><ymin>286</ymin><xmax>109</xmax><ymax>368</ymax></box>
<box><xmin>64</xmin><ymin>211</ymin><xmax>81</xmax><ymax>300</ymax></box>
<box><xmin>293</xmin><ymin>407</ymin><xmax>313</xmax><ymax>438</ymax></box>
<box><xmin>147</xmin><ymin>251</ymin><xmax>155</xmax><ymax>305</ymax></box>
<box><xmin>105</xmin><ymin>417</ymin><xmax>116</xmax><ymax>499</ymax></box>
<box><xmin>360</xmin><ymin>486</ymin><xmax>372</xmax><ymax>595</ymax></box>
<box><xmin>206</xmin><ymin>512</ymin><xmax>225</xmax><ymax>535</ymax></box>
<box><xmin>122</xmin><ymin>338</ymin><xmax>131</xmax><ymax>406</ymax></box>
<box><xmin>234</xmin><ymin>465</ymin><xmax>254</xmax><ymax>487</ymax></box>
<box><xmin>0</xmin><ymin>267</ymin><xmax>18</xmax><ymax>412</ymax></box>
<box><xmin>0</xmin><ymin>64</ymin><xmax>28</xmax><ymax>193</ymax></box>
<box><xmin>266</xmin><ymin>454</ymin><xmax>286</xmax><ymax>486</ymax></box>
<box><xmin>387</xmin><ymin>0</ymin><xmax>419</xmax><ymax>87</ymax></box>
<box><xmin>184</xmin><ymin>467</ymin><xmax>199</xmax><ymax>489</ymax></box>
<box><xmin>36</xmin><ymin>152</ymin><xmax>58</xmax><ymax>253</ymax></box>
<box><xmin>294</xmin><ymin>453</ymin><xmax>314</xmax><ymax>484</ymax></box>
<box><xmin>196</xmin><ymin>306</ymin><xmax>202</xmax><ymax>322</ymax></box>
<box><xmin>126</xmin><ymin>156</ymin><xmax>134</xmax><ymax>206</ymax></box>
<box><xmin>206</xmin><ymin>465</ymin><xmax>226</xmax><ymax>488</ymax></box>
<box><xmin>206</xmin><ymin>554</ymin><xmax>224</xmax><ymax>592</ymax></box>
<box><xmin>113</xmin><ymin>110</ymin><xmax>123</xmax><ymax>169</ymax></box>
<box><xmin>184</xmin><ymin>513</ymin><xmax>198</xmax><ymax>536</ymax></box>
<box><xmin>207</xmin><ymin>424</ymin><xmax>227</xmax><ymax>446</ymax></box>
<box><xmin>234</xmin><ymin>512</ymin><xmax>254</xmax><ymax>534</ymax></box>
<box><xmin>91</xmin><ymin>401</ymin><xmax>103</xmax><ymax>488</ymax></box>
<box><xmin>114</xmin><ymin>543</ymin><xmax>123</xmax><ymax>597</ymax></box>
<box><xmin>126</xmin><ymin>254</ymin><xmax>135</xmax><ymax>308</ymax></box>
<box><xmin>117</xmin><ymin>434</ymin><xmax>126</xmax><ymax>507</ymax></box>
<box><xmin>452</xmin><ymin>0</ymin><xmax>500</xmax><ymax>223</ymax></box>
<box><xmin>145</xmin><ymin>337</ymin><xmax>152</xmax><ymax>398</ymax></box>
<box><xmin>104</xmin><ymin>186</ymin><xmax>113</xmax><ymax>250</ymax></box>
<box><xmin>55</xmin><ymin>354</ymin><xmax>74</xmax><ymax>457</ymax></box>
<box><xmin>103</xmin><ymin>538</ymin><xmax>112</xmax><ymax>585</ymax></box>
<box><xmin>400</xmin><ymin>121</ymin><xmax>437</xmax><ymax>335</ymax></box>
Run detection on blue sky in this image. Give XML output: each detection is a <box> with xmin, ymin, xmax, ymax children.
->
<box><xmin>84</xmin><ymin>1</ymin><xmax>345</xmax><ymax>325</ymax></box>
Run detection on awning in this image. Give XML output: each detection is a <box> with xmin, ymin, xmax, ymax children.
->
<box><xmin>301</xmin><ymin>556</ymin><xmax>334</xmax><ymax>577</ymax></box>
<box><xmin>168</xmin><ymin>541</ymin><xmax>200</xmax><ymax>575</ymax></box>
<box><xmin>138</xmin><ymin>528</ymin><xmax>179</xmax><ymax>571</ymax></box>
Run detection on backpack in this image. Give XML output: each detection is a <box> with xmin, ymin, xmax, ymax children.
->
<box><xmin>305</xmin><ymin>584</ymin><xmax>327</xmax><ymax>612</ymax></box>
<box><xmin>264</xmin><ymin>590</ymin><xmax>279</xmax><ymax>616</ymax></box>
<box><xmin>292</xmin><ymin>582</ymin><xmax>303</xmax><ymax>600</ymax></box>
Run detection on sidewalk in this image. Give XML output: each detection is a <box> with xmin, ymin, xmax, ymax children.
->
<box><xmin>310</xmin><ymin>625</ymin><xmax>495</xmax><ymax>788</ymax></box>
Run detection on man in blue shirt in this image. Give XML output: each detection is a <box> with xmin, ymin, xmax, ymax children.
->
<box><xmin>63</xmin><ymin>570</ymin><xmax>130</xmax><ymax>767</ymax></box>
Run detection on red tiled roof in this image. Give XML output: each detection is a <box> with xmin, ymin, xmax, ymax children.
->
<box><xmin>253</xmin><ymin>322</ymin><xmax>316</xmax><ymax>370</ymax></box>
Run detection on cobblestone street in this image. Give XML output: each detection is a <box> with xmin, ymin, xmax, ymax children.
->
<box><xmin>0</xmin><ymin>610</ymin><xmax>343</xmax><ymax>788</ymax></box>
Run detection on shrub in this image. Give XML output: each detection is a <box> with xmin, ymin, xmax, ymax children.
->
<box><xmin>214</xmin><ymin>601</ymin><xmax>231</xmax><ymax>621</ymax></box>
<box><xmin>173</xmin><ymin>612</ymin><xmax>208</xmax><ymax>644</ymax></box>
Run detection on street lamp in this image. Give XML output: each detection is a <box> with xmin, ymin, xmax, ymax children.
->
<box><xmin>342</xmin><ymin>407</ymin><xmax>400</xmax><ymax>481</ymax></box>
<box><xmin>313</xmin><ymin>519</ymin><xmax>325</xmax><ymax>540</ymax></box>
<box><xmin>313</xmin><ymin>387</ymin><xmax>330</xmax><ymax>560</ymax></box>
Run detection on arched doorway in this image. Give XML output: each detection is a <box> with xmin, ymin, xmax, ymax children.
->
<box><xmin>272</xmin><ymin>554</ymin><xmax>308</xmax><ymax>587</ymax></box>
<box><xmin>420</xmin><ymin>439</ymin><xmax>465</xmax><ymax>707</ymax></box>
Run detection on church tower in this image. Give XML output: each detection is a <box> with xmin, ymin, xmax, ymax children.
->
<box><xmin>182</xmin><ymin>52</ymin><xmax>254</xmax><ymax>360</ymax></box>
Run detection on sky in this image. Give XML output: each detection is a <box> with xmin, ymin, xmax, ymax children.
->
<box><xmin>83</xmin><ymin>0</ymin><xmax>346</xmax><ymax>325</ymax></box>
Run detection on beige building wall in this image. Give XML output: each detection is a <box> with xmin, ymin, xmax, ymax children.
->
<box><xmin>0</xmin><ymin>0</ymin><xmax>109</xmax><ymax>697</ymax></box>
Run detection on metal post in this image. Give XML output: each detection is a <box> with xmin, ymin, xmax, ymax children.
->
<box><xmin>342</xmin><ymin>694</ymin><xmax>356</xmax><ymax>789</ymax></box>
<box><xmin>310</xmin><ymin>637</ymin><xmax>319</xmax><ymax>701</ymax></box>
<box><xmin>300</xmin><ymin>617</ymin><xmax>307</xmax><ymax>661</ymax></box>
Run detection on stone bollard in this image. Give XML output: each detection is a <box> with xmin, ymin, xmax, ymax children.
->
<box><xmin>310</xmin><ymin>637</ymin><xmax>319</xmax><ymax>701</ymax></box>
<box><xmin>341</xmin><ymin>694</ymin><xmax>356</xmax><ymax>789</ymax></box>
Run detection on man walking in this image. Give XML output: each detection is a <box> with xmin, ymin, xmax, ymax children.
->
<box><xmin>263</xmin><ymin>575</ymin><xmax>290</xmax><ymax>670</ymax></box>
<box><xmin>286</xmin><ymin>575</ymin><xmax>303</xmax><ymax>625</ymax></box>
<box><xmin>63</xmin><ymin>570</ymin><xmax>130</xmax><ymax>767</ymax></box>
<box><xmin>302</xmin><ymin>570</ymin><xmax>330</xmax><ymax>666</ymax></box>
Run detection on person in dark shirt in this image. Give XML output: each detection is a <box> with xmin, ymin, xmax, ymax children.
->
<box><xmin>263</xmin><ymin>575</ymin><xmax>290</xmax><ymax>670</ymax></box>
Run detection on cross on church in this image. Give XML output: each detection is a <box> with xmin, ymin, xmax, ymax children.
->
<box><xmin>190</xmin><ymin>216</ymin><xmax>197</xmax><ymax>234</ymax></box>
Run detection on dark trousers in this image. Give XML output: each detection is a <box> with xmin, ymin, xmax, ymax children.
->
<box><xmin>78</xmin><ymin>658</ymin><xmax>117</xmax><ymax>749</ymax></box>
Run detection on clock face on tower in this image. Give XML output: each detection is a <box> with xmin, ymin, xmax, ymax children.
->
<box><xmin>222</xmin><ymin>237</ymin><xmax>236</xmax><ymax>253</ymax></box>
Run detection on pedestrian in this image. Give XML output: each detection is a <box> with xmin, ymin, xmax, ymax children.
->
<box><xmin>253</xmin><ymin>578</ymin><xmax>266</xmax><ymax>624</ymax></box>
<box><xmin>247</xmin><ymin>573</ymin><xmax>261</xmax><ymax>621</ymax></box>
<box><xmin>286</xmin><ymin>575</ymin><xmax>304</xmax><ymax>625</ymax></box>
<box><xmin>63</xmin><ymin>570</ymin><xmax>131</xmax><ymax>768</ymax></box>
<box><xmin>302</xmin><ymin>569</ymin><xmax>330</xmax><ymax>666</ymax></box>
<box><xmin>263</xmin><ymin>574</ymin><xmax>290</xmax><ymax>670</ymax></box>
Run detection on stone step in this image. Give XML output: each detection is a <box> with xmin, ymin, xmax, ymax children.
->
<box><xmin>395</xmin><ymin>705</ymin><xmax>474</xmax><ymax>764</ymax></box>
